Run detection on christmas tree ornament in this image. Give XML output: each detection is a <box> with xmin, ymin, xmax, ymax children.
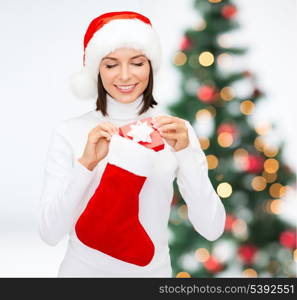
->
<box><xmin>197</xmin><ymin>85</ymin><xmax>217</xmax><ymax>103</ymax></box>
<box><xmin>70</xmin><ymin>11</ymin><xmax>162</xmax><ymax>99</ymax></box>
<box><xmin>221</xmin><ymin>5</ymin><xmax>237</xmax><ymax>19</ymax></box>
<box><xmin>224</xmin><ymin>214</ymin><xmax>237</xmax><ymax>232</ymax></box>
<box><xmin>204</xmin><ymin>255</ymin><xmax>223</xmax><ymax>273</ymax></box>
<box><xmin>238</xmin><ymin>244</ymin><xmax>258</xmax><ymax>265</ymax></box>
<box><xmin>279</xmin><ymin>230</ymin><xmax>297</xmax><ymax>249</ymax></box>
<box><xmin>180</xmin><ymin>36</ymin><xmax>192</xmax><ymax>51</ymax></box>
<box><xmin>245</xmin><ymin>154</ymin><xmax>265</xmax><ymax>174</ymax></box>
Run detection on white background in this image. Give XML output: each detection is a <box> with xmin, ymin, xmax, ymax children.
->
<box><xmin>0</xmin><ymin>0</ymin><xmax>296</xmax><ymax>277</ymax></box>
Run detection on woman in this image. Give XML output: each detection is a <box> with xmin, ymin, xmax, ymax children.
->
<box><xmin>39</xmin><ymin>11</ymin><xmax>226</xmax><ymax>277</ymax></box>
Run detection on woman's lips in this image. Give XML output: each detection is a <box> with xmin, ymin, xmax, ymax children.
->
<box><xmin>114</xmin><ymin>84</ymin><xmax>138</xmax><ymax>94</ymax></box>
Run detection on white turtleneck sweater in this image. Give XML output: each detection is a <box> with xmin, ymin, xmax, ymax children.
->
<box><xmin>39</xmin><ymin>94</ymin><xmax>226</xmax><ymax>277</ymax></box>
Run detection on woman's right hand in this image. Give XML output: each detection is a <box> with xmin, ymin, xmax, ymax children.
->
<box><xmin>79</xmin><ymin>121</ymin><xmax>119</xmax><ymax>171</ymax></box>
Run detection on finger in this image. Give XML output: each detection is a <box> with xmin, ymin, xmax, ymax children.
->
<box><xmin>105</xmin><ymin>122</ymin><xmax>120</xmax><ymax>134</ymax></box>
<box><xmin>153</xmin><ymin>115</ymin><xmax>176</xmax><ymax>128</ymax></box>
<box><xmin>90</xmin><ymin>130</ymin><xmax>111</xmax><ymax>142</ymax></box>
<box><xmin>158</xmin><ymin>123</ymin><xmax>178</xmax><ymax>133</ymax></box>
<box><xmin>96</xmin><ymin>123</ymin><xmax>116</xmax><ymax>135</ymax></box>
<box><xmin>159</xmin><ymin>131</ymin><xmax>178</xmax><ymax>139</ymax></box>
<box><xmin>99</xmin><ymin>130</ymin><xmax>112</xmax><ymax>140</ymax></box>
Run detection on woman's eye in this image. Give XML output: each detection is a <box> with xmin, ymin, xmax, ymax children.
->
<box><xmin>105</xmin><ymin>62</ymin><xmax>144</xmax><ymax>68</ymax></box>
<box><xmin>106</xmin><ymin>64</ymin><xmax>117</xmax><ymax>69</ymax></box>
<box><xmin>133</xmin><ymin>63</ymin><xmax>144</xmax><ymax>66</ymax></box>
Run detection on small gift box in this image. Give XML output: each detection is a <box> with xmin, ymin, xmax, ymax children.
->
<box><xmin>119</xmin><ymin>117</ymin><xmax>164</xmax><ymax>152</ymax></box>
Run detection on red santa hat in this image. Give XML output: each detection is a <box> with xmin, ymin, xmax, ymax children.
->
<box><xmin>70</xmin><ymin>11</ymin><xmax>162</xmax><ymax>99</ymax></box>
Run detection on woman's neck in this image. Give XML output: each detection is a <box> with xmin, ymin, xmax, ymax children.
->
<box><xmin>92</xmin><ymin>93</ymin><xmax>155</xmax><ymax>126</ymax></box>
<box><xmin>105</xmin><ymin>93</ymin><xmax>144</xmax><ymax>121</ymax></box>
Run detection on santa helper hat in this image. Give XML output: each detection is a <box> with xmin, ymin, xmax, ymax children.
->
<box><xmin>70</xmin><ymin>11</ymin><xmax>162</xmax><ymax>99</ymax></box>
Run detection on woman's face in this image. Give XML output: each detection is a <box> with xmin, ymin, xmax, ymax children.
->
<box><xmin>99</xmin><ymin>48</ymin><xmax>150</xmax><ymax>104</ymax></box>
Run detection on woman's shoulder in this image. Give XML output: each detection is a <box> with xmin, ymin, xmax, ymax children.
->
<box><xmin>53</xmin><ymin>109</ymin><xmax>99</xmax><ymax>138</ymax></box>
<box><xmin>149</xmin><ymin>104</ymin><xmax>171</xmax><ymax>118</ymax></box>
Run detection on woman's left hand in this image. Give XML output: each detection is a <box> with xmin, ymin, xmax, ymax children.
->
<box><xmin>152</xmin><ymin>115</ymin><xmax>190</xmax><ymax>152</ymax></box>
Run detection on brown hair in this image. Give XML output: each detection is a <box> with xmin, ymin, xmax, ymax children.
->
<box><xmin>96</xmin><ymin>61</ymin><xmax>158</xmax><ymax>116</ymax></box>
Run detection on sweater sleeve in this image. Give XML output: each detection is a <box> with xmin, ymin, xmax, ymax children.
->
<box><xmin>172</xmin><ymin>121</ymin><xmax>226</xmax><ymax>241</ymax></box>
<box><xmin>38</xmin><ymin>127</ymin><xmax>98</xmax><ymax>246</ymax></box>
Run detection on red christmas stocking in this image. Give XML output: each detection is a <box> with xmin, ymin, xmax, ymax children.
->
<box><xmin>75</xmin><ymin>134</ymin><xmax>157</xmax><ymax>266</ymax></box>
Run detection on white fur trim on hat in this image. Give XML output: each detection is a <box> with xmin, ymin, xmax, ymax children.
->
<box><xmin>70</xmin><ymin>18</ymin><xmax>162</xmax><ymax>100</ymax></box>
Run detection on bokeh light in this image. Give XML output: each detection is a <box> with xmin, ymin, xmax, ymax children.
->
<box><xmin>220</xmin><ymin>87</ymin><xmax>234</xmax><ymax>101</ymax></box>
<box><xmin>194</xmin><ymin>19</ymin><xmax>207</xmax><ymax>31</ymax></box>
<box><xmin>233</xmin><ymin>148</ymin><xmax>249</xmax><ymax>170</ymax></box>
<box><xmin>206</xmin><ymin>154</ymin><xmax>219</xmax><ymax>169</ymax></box>
<box><xmin>195</xmin><ymin>248</ymin><xmax>210</xmax><ymax>263</ymax></box>
<box><xmin>176</xmin><ymin>271</ymin><xmax>191</xmax><ymax>278</ymax></box>
<box><xmin>251</xmin><ymin>176</ymin><xmax>267</xmax><ymax>191</ymax></box>
<box><xmin>217</xmin><ymin>182</ymin><xmax>232</xmax><ymax>198</ymax></box>
<box><xmin>263</xmin><ymin>145</ymin><xmax>279</xmax><ymax>158</ymax></box>
<box><xmin>254</xmin><ymin>136</ymin><xmax>265</xmax><ymax>152</ymax></box>
<box><xmin>269</xmin><ymin>183</ymin><xmax>285</xmax><ymax>198</ymax></box>
<box><xmin>217</xmin><ymin>53</ymin><xmax>233</xmax><ymax>68</ymax></box>
<box><xmin>218</xmin><ymin>132</ymin><xmax>233</xmax><ymax>147</ymax></box>
<box><xmin>217</xmin><ymin>33</ymin><xmax>232</xmax><ymax>48</ymax></box>
<box><xmin>255</xmin><ymin>122</ymin><xmax>272</xmax><ymax>135</ymax></box>
<box><xmin>232</xmin><ymin>218</ymin><xmax>248</xmax><ymax>239</ymax></box>
<box><xmin>195</xmin><ymin>109</ymin><xmax>212</xmax><ymax>120</ymax></box>
<box><xmin>199</xmin><ymin>137</ymin><xmax>210</xmax><ymax>150</ymax></box>
<box><xmin>270</xmin><ymin>199</ymin><xmax>282</xmax><ymax>214</ymax></box>
<box><xmin>173</xmin><ymin>51</ymin><xmax>187</xmax><ymax>66</ymax></box>
<box><xmin>264</xmin><ymin>158</ymin><xmax>279</xmax><ymax>173</ymax></box>
<box><xmin>199</xmin><ymin>51</ymin><xmax>214</xmax><ymax>66</ymax></box>
<box><xmin>242</xmin><ymin>268</ymin><xmax>258</xmax><ymax>277</ymax></box>
<box><xmin>240</xmin><ymin>100</ymin><xmax>255</xmax><ymax>115</ymax></box>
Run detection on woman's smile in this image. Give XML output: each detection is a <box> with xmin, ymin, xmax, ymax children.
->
<box><xmin>114</xmin><ymin>83</ymin><xmax>138</xmax><ymax>93</ymax></box>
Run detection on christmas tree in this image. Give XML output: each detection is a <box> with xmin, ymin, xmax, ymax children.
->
<box><xmin>167</xmin><ymin>0</ymin><xmax>296</xmax><ymax>278</ymax></box>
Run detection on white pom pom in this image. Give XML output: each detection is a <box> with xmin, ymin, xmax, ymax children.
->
<box><xmin>70</xmin><ymin>68</ymin><xmax>97</xmax><ymax>99</ymax></box>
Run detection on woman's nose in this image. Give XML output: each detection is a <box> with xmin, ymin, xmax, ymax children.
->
<box><xmin>119</xmin><ymin>65</ymin><xmax>131</xmax><ymax>81</ymax></box>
